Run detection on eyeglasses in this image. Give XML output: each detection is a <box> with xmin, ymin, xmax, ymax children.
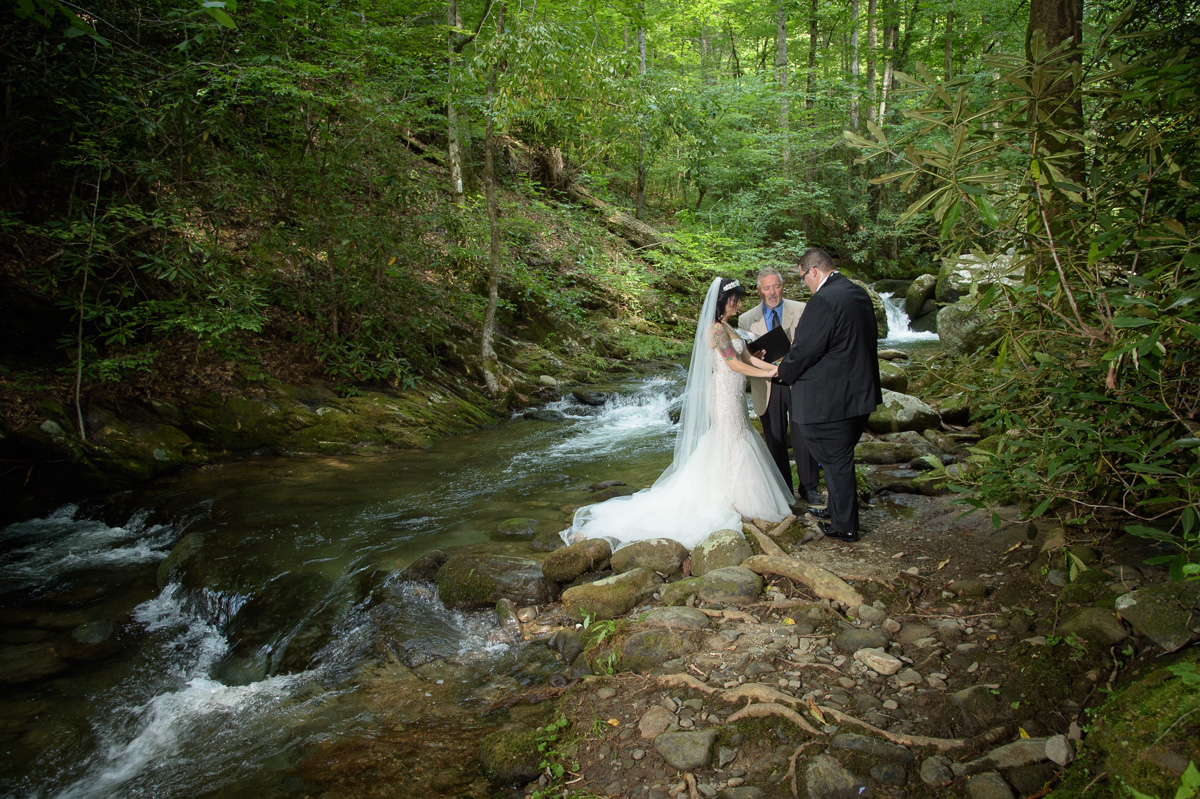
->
<box><xmin>799</xmin><ymin>268</ymin><xmax>811</xmax><ymax>279</ymax></box>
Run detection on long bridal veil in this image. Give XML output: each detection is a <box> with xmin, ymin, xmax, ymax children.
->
<box><xmin>563</xmin><ymin>277</ymin><xmax>792</xmax><ymax>549</ymax></box>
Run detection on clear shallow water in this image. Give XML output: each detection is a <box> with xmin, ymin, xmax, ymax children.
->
<box><xmin>0</xmin><ymin>371</ymin><xmax>686</xmax><ymax>798</ymax></box>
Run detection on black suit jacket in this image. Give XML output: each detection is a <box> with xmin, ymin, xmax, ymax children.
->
<box><xmin>777</xmin><ymin>272</ymin><xmax>883</xmax><ymax>423</ymax></box>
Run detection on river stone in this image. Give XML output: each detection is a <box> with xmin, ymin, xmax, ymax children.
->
<box><xmin>855</xmin><ymin>604</ymin><xmax>887</xmax><ymax>626</ymax></box>
<box><xmin>610</xmin><ymin>538</ymin><xmax>689</xmax><ymax>578</ymax></box>
<box><xmin>0</xmin><ymin>641</ymin><xmax>69</xmax><ymax>684</ymax></box>
<box><xmin>696</xmin><ymin>566</ymin><xmax>763</xmax><ymax>606</ymax></box>
<box><xmin>156</xmin><ymin>531</ymin><xmax>206</xmax><ymax>589</ymax></box>
<box><xmin>436</xmin><ymin>554</ymin><xmax>559</xmax><ymax>609</ymax></box>
<box><xmin>560</xmin><ymin>567</ymin><xmax>661</xmax><ymax>622</ymax></box>
<box><xmin>642</xmin><ymin>606</ymin><xmax>710</xmax><ymax>631</ymax></box>
<box><xmin>397</xmin><ymin>550</ymin><xmax>449</xmax><ymax>584</ymax></box>
<box><xmin>1115</xmin><ymin>581</ymin><xmax>1200</xmax><ymax>652</ymax></box>
<box><xmin>479</xmin><ymin>722</ymin><xmax>542</xmax><ymax>787</ymax></box>
<box><xmin>951</xmin><ymin>685</ymin><xmax>1002</xmax><ymax>730</ymax></box>
<box><xmin>1004</xmin><ymin>762</ymin><xmax>1059</xmax><ymax>796</ymax></box>
<box><xmin>639</xmin><ymin>705</ymin><xmax>677</xmax><ymax>739</ymax></box>
<box><xmin>548</xmin><ymin>629</ymin><xmax>585</xmax><ymax>667</ymax></box>
<box><xmin>936</xmin><ymin>393</ymin><xmax>972</xmax><ymax>426</ymax></box>
<box><xmin>905</xmin><ymin>273</ymin><xmax>938</xmax><ymax>317</ymax></box>
<box><xmin>955</xmin><ymin>738</ymin><xmax>1056</xmax><ymax>776</ymax></box>
<box><xmin>853</xmin><ymin>647</ymin><xmax>903</xmax><ymax>675</ymax></box>
<box><xmin>856</xmin><ymin>440</ymin><xmax>922</xmax><ymax>464</ymax></box>
<box><xmin>871</xmin><ymin>762</ymin><xmax>907</xmax><ymax>786</ymax></box>
<box><xmin>660</xmin><ymin>576</ymin><xmax>703</xmax><ymax>606</ymax></box>
<box><xmin>897</xmin><ymin>623</ymin><xmax>936</xmax><ymax>645</ymax></box>
<box><xmin>805</xmin><ymin>753</ymin><xmax>867</xmax><ymax>799</ymax></box>
<box><xmin>921</xmin><ymin>755</ymin><xmax>954</xmax><ymax>787</ymax></box>
<box><xmin>58</xmin><ymin>620</ymin><xmax>122</xmax><ymax>661</ymax></box>
<box><xmin>834</xmin><ymin>628</ymin><xmax>888</xmax><ymax>655</ymax></box>
<box><xmin>491</xmin><ymin>517</ymin><xmax>538</xmax><ymax>540</ymax></box>
<box><xmin>947</xmin><ymin>579</ymin><xmax>989</xmax><ymax>599</ymax></box>
<box><xmin>1057</xmin><ymin>607</ymin><xmax>1128</xmax><ymax>646</ymax></box>
<box><xmin>878</xmin><ymin>360</ymin><xmax>908</xmax><ymax>393</ymax></box>
<box><xmin>654</xmin><ymin>729</ymin><xmax>717</xmax><ymax>770</ymax></box>
<box><xmin>622</xmin><ymin>629</ymin><xmax>698</xmax><ymax>672</ymax></box>
<box><xmin>937</xmin><ymin>301</ymin><xmax>1005</xmax><ymax>357</ymax></box>
<box><xmin>692</xmin><ymin>529</ymin><xmax>753</xmax><ymax>577</ymax></box>
<box><xmin>541</xmin><ymin>538</ymin><xmax>612</xmax><ymax>583</ymax></box>
<box><xmin>496</xmin><ymin>598</ymin><xmax>521</xmax><ymax>642</ymax></box>
<box><xmin>90</xmin><ymin>414</ymin><xmax>194</xmax><ymax>477</ymax></box>
<box><xmin>1045</xmin><ymin>734</ymin><xmax>1074</xmax><ymax>766</ymax></box>
<box><xmin>867</xmin><ymin>389</ymin><xmax>942</xmax><ymax>434</ymax></box>
<box><xmin>831</xmin><ymin>733</ymin><xmax>915</xmax><ymax>763</ymax></box>
<box><xmin>967</xmin><ymin>771</ymin><xmax>1016</xmax><ymax>799</ymax></box>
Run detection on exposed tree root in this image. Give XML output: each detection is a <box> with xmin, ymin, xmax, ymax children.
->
<box><xmin>727</xmin><ymin>702</ymin><xmax>823</xmax><ymax>736</ymax></box>
<box><xmin>817</xmin><ymin>705</ymin><xmax>1008</xmax><ymax>752</ymax></box>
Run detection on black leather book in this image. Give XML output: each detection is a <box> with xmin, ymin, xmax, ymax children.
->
<box><xmin>747</xmin><ymin>326</ymin><xmax>790</xmax><ymax>362</ymax></box>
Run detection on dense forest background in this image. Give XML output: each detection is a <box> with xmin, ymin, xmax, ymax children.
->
<box><xmin>0</xmin><ymin>0</ymin><xmax>1197</xmax><ymax>569</ymax></box>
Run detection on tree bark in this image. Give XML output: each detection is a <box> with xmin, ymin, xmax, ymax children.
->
<box><xmin>446</xmin><ymin>0</ymin><xmax>465</xmax><ymax>206</ymax></box>
<box><xmin>776</xmin><ymin>0</ymin><xmax>789</xmax><ymax>173</ymax></box>
<box><xmin>850</xmin><ymin>0</ymin><xmax>860</xmax><ymax>131</ymax></box>
<box><xmin>806</xmin><ymin>0</ymin><xmax>817</xmax><ymax>112</ymax></box>
<box><xmin>481</xmin><ymin>1</ymin><xmax>506</xmax><ymax>398</ymax></box>
<box><xmin>635</xmin><ymin>2</ymin><xmax>648</xmax><ymax>221</ymax></box>
<box><xmin>866</xmin><ymin>0</ymin><xmax>877</xmax><ymax>122</ymax></box>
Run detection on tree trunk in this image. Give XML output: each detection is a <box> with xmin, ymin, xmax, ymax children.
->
<box><xmin>776</xmin><ymin>0</ymin><xmax>789</xmax><ymax>173</ymax></box>
<box><xmin>635</xmin><ymin>3</ymin><xmax>648</xmax><ymax>221</ymax></box>
<box><xmin>849</xmin><ymin>0</ymin><xmax>860</xmax><ymax>131</ymax></box>
<box><xmin>481</xmin><ymin>2</ymin><xmax>506</xmax><ymax>398</ymax></box>
<box><xmin>446</xmin><ymin>0</ymin><xmax>465</xmax><ymax>206</ymax></box>
<box><xmin>726</xmin><ymin>20</ymin><xmax>742</xmax><ymax>77</ymax></box>
<box><xmin>806</xmin><ymin>0</ymin><xmax>817</xmax><ymax>112</ymax></box>
<box><xmin>944</xmin><ymin>6</ymin><xmax>953</xmax><ymax>79</ymax></box>
<box><xmin>866</xmin><ymin>0</ymin><xmax>877</xmax><ymax>123</ymax></box>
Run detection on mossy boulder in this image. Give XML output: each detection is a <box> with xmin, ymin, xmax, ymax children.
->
<box><xmin>620</xmin><ymin>628</ymin><xmax>698</xmax><ymax>672</ymax></box>
<box><xmin>541</xmin><ymin>538</ymin><xmax>612</xmax><ymax>583</ymax></box>
<box><xmin>491</xmin><ymin>517</ymin><xmax>539</xmax><ymax>541</ymax></box>
<box><xmin>90</xmin><ymin>414</ymin><xmax>194</xmax><ymax>478</ymax></box>
<box><xmin>1116</xmin><ymin>581</ymin><xmax>1200</xmax><ymax>652</ymax></box>
<box><xmin>867</xmin><ymin>390</ymin><xmax>942</xmax><ymax>434</ymax></box>
<box><xmin>905</xmin><ymin>273</ymin><xmax>938</xmax><ymax>318</ymax></box>
<box><xmin>479</xmin><ymin>722</ymin><xmax>543</xmax><ymax>787</ymax></box>
<box><xmin>691</xmin><ymin>529</ymin><xmax>752</xmax><ymax>577</ymax></box>
<box><xmin>878</xmin><ymin>360</ymin><xmax>909</xmax><ymax>393</ymax></box>
<box><xmin>560</xmin><ymin>567</ymin><xmax>661</xmax><ymax>622</ymax></box>
<box><xmin>436</xmin><ymin>554</ymin><xmax>560</xmax><ymax>609</ymax></box>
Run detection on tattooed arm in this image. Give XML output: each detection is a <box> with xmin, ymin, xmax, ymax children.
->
<box><xmin>713</xmin><ymin>324</ymin><xmax>777</xmax><ymax>378</ymax></box>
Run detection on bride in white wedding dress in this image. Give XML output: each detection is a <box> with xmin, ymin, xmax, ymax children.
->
<box><xmin>564</xmin><ymin>277</ymin><xmax>795</xmax><ymax>549</ymax></box>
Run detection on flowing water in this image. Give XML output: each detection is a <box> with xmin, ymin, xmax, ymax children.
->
<box><xmin>0</xmin><ymin>296</ymin><xmax>936</xmax><ymax>797</ymax></box>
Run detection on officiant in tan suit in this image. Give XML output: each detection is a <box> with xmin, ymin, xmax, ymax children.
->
<box><xmin>739</xmin><ymin>267</ymin><xmax>823</xmax><ymax>505</ymax></box>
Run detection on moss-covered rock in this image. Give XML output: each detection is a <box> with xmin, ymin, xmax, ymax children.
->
<box><xmin>867</xmin><ymin>390</ymin><xmax>942</xmax><ymax>434</ymax></box>
<box><xmin>541</xmin><ymin>538</ymin><xmax>612</xmax><ymax>583</ymax></box>
<box><xmin>479</xmin><ymin>723</ymin><xmax>543</xmax><ymax>788</ymax></box>
<box><xmin>491</xmin><ymin>517</ymin><xmax>539</xmax><ymax>541</ymax></box>
<box><xmin>878</xmin><ymin>360</ymin><xmax>909</xmax><ymax>393</ymax></box>
<box><xmin>620</xmin><ymin>628</ymin><xmax>698</xmax><ymax>673</ymax></box>
<box><xmin>436</xmin><ymin>553</ymin><xmax>559</xmax><ymax>609</ymax></box>
<box><xmin>691</xmin><ymin>529</ymin><xmax>752</xmax><ymax>577</ymax></box>
<box><xmin>610</xmin><ymin>538</ymin><xmax>689</xmax><ymax>579</ymax></box>
<box><xmin>560</xmin><ymin>567</ymin><xmax>661</xmax><ymax>622</ymax></box>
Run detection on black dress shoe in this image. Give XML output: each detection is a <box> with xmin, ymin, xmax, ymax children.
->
<box><xmin>802</xmin><ymin>487</ymin><xmax>825</xmax><ymax>506</ymax></box>
<box><xmin>807</xmin><ymin>506</ymin><xmax>831</xmax><ymax>520</ymax></box>
<box><xmin>818</xmin><ymin>522</ymin><xmax>860</xmax><ymax>542</ymax></box>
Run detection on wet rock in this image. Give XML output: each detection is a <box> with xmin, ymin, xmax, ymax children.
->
<box><xmin>639</xmin><ymin>706</ymin><xmax>676</xmax><ymax>739</ymax></box>
<box><xmin>58</xmin><ymin>620</ymin><xmax>122</xmax><ymax>661</ymax></box>
<box><xmin>437</xmin><ymin>553</ymin><xmax>560</xmax><ymax>609</ymax></box>
<box><xmin>1115</xmin><ymin>581</ymin><xmax>1200</xmax><ymax>652</ymax></box>
<box><xmin>831</xmin><ymin>732</ymin><xmax>915</xmax><ymax>763</ymax></box>
<box><xmin>541</xmin><ymin>538</ymin><xmax>612</xmax><ymax>583</ymax></box>
<box><xmin>1058</xmin><ymin>607</ymin><xmax>1128</xmax><ymax>646</ymax></box>
<box><xmin>561</xmin><ymin>568</ymin><xmax>661</xmax><ymax>622</ymax></box>
<box><xmin>878</xmin><ymin>360</ymin><xmax>909</xmax><ymax>393</ymax></box>
<box><xmin>156</xmin><ymin>531</ymin><xmax>206</xmax><ymax>589</ymax></box>
<box><xmin>856</xmin><ymin>440</ymin><xmax>923</xmax><ymax>464</ymax></box>
<box><xmin>920</xmin><ymin>755</ymin><xmax>954</xmax><ymax>787</ymax></box>
<box><xmin>396</xmin><ymin>550</ymin><xmax>448</xmax><ymax>584</ymax></box>
<box><xmin>642</xmin><ymin>606</ymin><xmax>710</xmax><ymax>631</ymax></box>
<box><xmin>655</xmin><ymin>729</ymin><xmax>717</xmax><ymax>769</ymax></box>
<box><xmin>805</xmin><ymin>753</ymin><xmax>867</xmax><ymax>799</ymax></box>
<box><xmin>548</xmin><ymin>629</ymin><xmax>585</xmax><ymax>666</ymax></box>
<box><xmin>530</xmin><ymin>528</ymin><xmax>566</xmax><ymax>552</ymax></box>
<box><xmin>853</xmin><ymin>647</ymin><xmax>903</xmax><ymax>676</ymax></box>
<box><xmin>696</xmin><ymin>566</ymin><xmax>764</xmax><ymax>606</ymax></box>
<box><xmin>692</xmin><ymin>529</ymin><xmax>753</xmax><ymax>577</ymax></box>
<box><xmin>867</xmin><ymin>389</ymin><xmax>942</xmax><ymax>434</ymax></box>
<box><xmin>496</xmin><ymin>598</ymin><xmax>521</xmax><ymax>642</ymax></box>
<box><xmin>905</xmin><ymin>273</ymin><xmax>938</xmax><ymax>318</ymax></box>
<box><xmin>491</xmin><ymin>517</ymin><xmax>538</xmax><ymax>540</ymax></box>
<box><xmin>622</xmin><ymin>629</ymin><xmax>699</xmax><ymax>673</ymax></box>
<box><xmin>0</xmin><ymin>641</ymin><xmax>68</xmax><ymax>684</ymax></box>
<box><xmin>835</xmin><ymin>628</ymin><xmax>889</xmax><ymax>655</ymax></box>
<box><xmin>611</xmin><ymin>538</ymin><xmax>689</xmax><ymax>579</ymax></box>
<box><xmin>479</xmin><ymin>722</ymin><xmax>542</xmax><ymax>787</ymax></box>
<box><xmin>967</xmin><ymin>771</ymin><xmax>1016</xmax><ymax>799</ymax></box>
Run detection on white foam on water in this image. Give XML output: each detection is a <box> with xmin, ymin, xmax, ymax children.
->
<box><xmin>0</xmin><ymin>507</ymin><xmax>175</xmax><ymax>592</ymax></box>
<box><xmin>49</xmin><ymin>585</ymin><xmax>303</xmax><ymax>799</ymax></box>
<box><xmin>879</xmin><ymin>292</ymin><xmax>940</xmax><ymax>344</ymax></box>
<box><xmin>543</xmin><ymin>377</ymin><xmax>680</xmax><ymax>462</ymax></box>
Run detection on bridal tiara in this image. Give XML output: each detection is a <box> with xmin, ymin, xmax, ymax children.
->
<box><xmin>721</xmin><ymin>279</ymin><xmax>741</xmax><ymax>291</ymax></box>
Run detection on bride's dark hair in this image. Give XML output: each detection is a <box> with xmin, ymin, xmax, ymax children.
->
<box><xmin>714</xmin><ymin>278</ymin><xmax>745</xmax><ymax>322</ymax></box>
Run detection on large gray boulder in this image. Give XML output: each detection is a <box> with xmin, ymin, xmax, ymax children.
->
<box><xmin>621</xmin><ymin>628</ymin><xmax>699</xmax><ymax>672</ymax></box>
<box><xmin>937</xmin><ymin>301</ymin><xmax>1005</xmax><ymax>357</ymax></box>
<box><xmin>1115</xmin><ymin>581</ymin><xmax>1200</xmax><ymax>652</ymax></box>
<box><xmin>610</xmin><ymin>538</ymin><xmax>689</xmax><ymax>578</ymax></box>
<box><xmin>437</xmin><ymin>554</ymin><xmax>560</xmax><ymax>609</ymax></box>
<box><xmin>878</xmin><ymin>360</ymin><xmax>909</xmax><ymax>393</ymax></box>
<box><xmin>691</xmin><ymin>529</ymin><xmax>752</xmax><ymax>576</ymax></box>
<box><xmin>935</xmin><ymin>248</ymin><xmax>1022</xmax><ymax>304</ymax></box>
<box><xmin>541</xmin><ymin>538</ymin><xmax>612</xmax><ymax>583</ymax></box>
<box><xmin>867</xmin><ymin>389</ymin><xmax>942</xmax><ymax>434</ymax></box>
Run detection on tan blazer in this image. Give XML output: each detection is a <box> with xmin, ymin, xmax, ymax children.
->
<box><xmin>738</xmin><ymin>298</ymin><xmax>806</xmax><ymax>417</ymax></box>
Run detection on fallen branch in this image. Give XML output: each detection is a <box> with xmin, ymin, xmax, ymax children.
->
<box><xmin>744</xmin><ymin>523</ymin><xmax>788</xmax><ymax>558</ymax></box>
<box><xmin>742</xmin><ymin>555</ymin><xmax>864</xmax><ymax>607</ymax></box>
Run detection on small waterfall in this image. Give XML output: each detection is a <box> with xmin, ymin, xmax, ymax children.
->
<box><xmin>879</xmin><ymin>292</ymin><xmax>939</xmax><ymax>344</ymax></box>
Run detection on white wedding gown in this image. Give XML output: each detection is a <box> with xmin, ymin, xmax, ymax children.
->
<box><xmin>564</xmin><ymin>331</ymin><xmax>793</xmax><ymax>550</ymax></box>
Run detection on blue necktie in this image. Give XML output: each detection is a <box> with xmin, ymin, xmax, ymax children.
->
<box><xmin>768</xmin><ymin>307</ymin><xmax>780</xmax><ymax>330</ymax></box>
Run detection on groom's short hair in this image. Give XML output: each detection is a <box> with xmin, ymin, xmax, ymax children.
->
<box><xmin>799</xmin><ymin>248</ymin><xmax>835</xmax><ymax>275</ymax></box>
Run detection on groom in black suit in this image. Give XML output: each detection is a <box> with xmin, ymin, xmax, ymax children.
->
<box><xmin>777</xmin><ymin>248</ymin><xmax>882</xmax><ymax>542</ymax></box>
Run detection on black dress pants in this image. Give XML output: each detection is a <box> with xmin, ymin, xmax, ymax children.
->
<box><xmin>761</xmin><ymin>384</ymin><xmax>820</xmax><ymax>494</ymax></box>
<box><xmin>799</xmin><ymin>414</ymin><xmax>868</xmax><ymax>534</ymax></box>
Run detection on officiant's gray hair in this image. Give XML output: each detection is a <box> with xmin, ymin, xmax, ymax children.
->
<box><xmin>756</xmin><ymin>267</ymin><xmax>783</xmax><ymax>286</ymax></box>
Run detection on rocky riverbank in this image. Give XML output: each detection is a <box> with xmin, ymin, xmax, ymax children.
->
<box><xmin>451</xmin><ymin>492</ymin><xmax>1199</xmax><ymax>799</ymax></box>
